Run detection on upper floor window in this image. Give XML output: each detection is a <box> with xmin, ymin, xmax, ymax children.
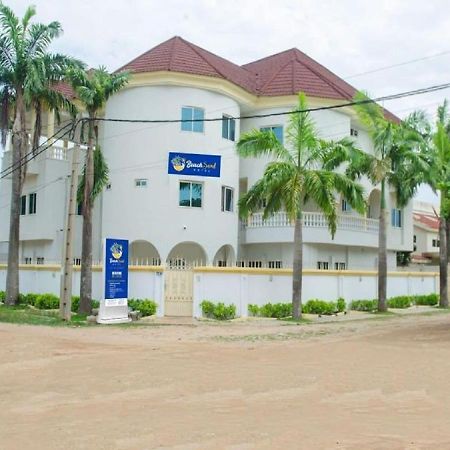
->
<box><xmin>261</xmin><ymin>125</ymin><xmax>283</xmax><ymax>144</ymax></box>
<box><xmin>221</xmin><ymin>186</ymin><xmax>234</xmax><ymax>212</ymax></box>
<box><xmin>77</xmin><ymin>202</ymin><xmax>83</xmax><ymax>216</ymax></box>
<box><xmin>432</xmin><ymin>239</ymin><xmax>440</xmax><ymax>248</ymax></box>
<box><xmin>181</xmin><ymin>106</ymin><xmax>204</xmax><ymax>133</ymax></box>
<box><xmin>350</xmin><ymin>128</ymin><xmax>359</xmax><ymax>137</ymax></box>
<box><xmin>179</xmin><ymin>181</ymin><xmax>202</xmax><ymax>208</ymax></box>
<box><xmin>391</xmin><ymin>208</ymin><xmax>402</xmax><ymax>228</ymax></box>
<box><xmin>135</xmin><ymin>178</ymin><xmax>148</xmax><ymax>188</ymax></box>
<box><xmin>222</xmin><ymin>115</ymin><xmax>235</xmax><ymax>141</ymax></box>
<box><xmin>20</xmin><ymin>195</ymin><xmax>26</xmax><ymax>215</ymax></box>
<box><xmin>29</xmin><ymin>193</ymin><xmax>37</xmax><ymax>215</ymax></box>
<box><xmin>341</xmin><ymin>199</ymin><xmax>352</xmax><ymax>213</ymax></box>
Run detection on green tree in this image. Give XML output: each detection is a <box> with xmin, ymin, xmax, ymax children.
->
<box><xmin>67</xmin><ymin>67</ymin><xmax>128</xmax><ymax>314</ymax></box>
<box><xmin>0</xmin><ymin>4</ymin><xmax>79</xmax><ymax>305</ymax></box>
<box><xmin>347</xmin><ymin>92</ymin><xmax>425</xmax><ymax>311</ymax></box>
<box><xmin>237</xmin><ymin>93</ymin><xmax>366</xmax><ymax>320</ymax></box>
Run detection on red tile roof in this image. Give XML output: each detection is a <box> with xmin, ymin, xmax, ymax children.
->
<box><xmin>116</xmin><ymin>36</ymin><xmax>399</xmax><ymax>121</ymax></box>
<box><xmin>52</xmin><ymin>81</ymin><xmax>75</xmax><ymax>100</ymax></box>
<box><xmin>413</xmin><ymin>213</ymin><xmax>440</xmax><ymax>231</ymax></box>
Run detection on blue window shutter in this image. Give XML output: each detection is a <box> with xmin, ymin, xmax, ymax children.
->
<box><xmin>181</xmin><ymin>107</ymin><xmax>192</xmax><ymax>131</ymax></box>
<box><xmin>193</xmin><ymin>108</ymin><xmax>204</xmax><ymax>132</ymax></box>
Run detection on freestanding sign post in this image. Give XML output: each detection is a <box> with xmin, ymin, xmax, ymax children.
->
<box><xmin>97</xmin><ymin>238</ymin><xmax>131</xmax><ymax>324</ymax></box>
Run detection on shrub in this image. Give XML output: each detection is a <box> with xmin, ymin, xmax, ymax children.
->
<box><xmin>387</xmin><ymin>295</ymin><xmax>411</xmax><ymax>309</ymax></box>
<box><xmin>336</xmin><ymin>297</ymin><xmax>346</xmax><ymax>313</ymax></box>
<box><xmin>303</xmin><ymin>299</ymin><xmax>336</xmax><ymax>315</ymax></box>
<box><xmin>0</xmin><ymin>291</ymin><xmax>5</xmax><ymax>302</ymax></box>
<box><xmin>413</xmin><ymin>293</ymin><xmax>439</xmax><ymax>306</ymax></box>
<box><xmin>200</xmin><ymin>300</ymin><xmax>236</xmax><ymax>320</ymax></box>
<box><xmin>21</xmin><ymin>293</ymin><xmax>38</xmax><ymax>306</ymax></box>
<box><xmin>128</xmin><ymin>299</ymin><xmax>157</xmax><ymax>317</ymax></box>
<box><xmin>248</xmin><ymin>304</ymin><xmax>260</xmax><ymax>316</ymax></box>
<box><xmin>35</xmin><ymin>293</ymin><xmax>59</xmax><ymax>310</ymax></box>
<box><xmin>259</xmin><ymin>302</ymin><xmax>292</xmax><ymax>319</ymax></box>
<box><xmin>349</xmin><ymin>299</ymin><xmax>377</xmax><ymax>312</ymax></box>
<box><xmin>71</xmin><ymin>296</ymin><xmax>99</xmax><ymax>312</ymax></box>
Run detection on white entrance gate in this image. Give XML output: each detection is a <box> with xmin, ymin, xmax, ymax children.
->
<box><xmin>164</xmin><ymin>266</ymin><xmax>194</xmax><ymax>316</ymax></box>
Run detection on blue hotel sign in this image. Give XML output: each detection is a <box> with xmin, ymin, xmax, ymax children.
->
<box><xmin>168</xmin><ymin>152</ymin><xmax>221</xmax><ymax>177</ymax></box>
<box><xmin>104</xmin><ymin>238</ymin><xmax>129</xmax><ymax>301</ymax></box>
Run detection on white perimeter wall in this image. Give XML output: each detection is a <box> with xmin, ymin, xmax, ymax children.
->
<box><xmin>0</xmin><ymin>266</ymin><xmax>438</xmax><ymax>318</ymax></box>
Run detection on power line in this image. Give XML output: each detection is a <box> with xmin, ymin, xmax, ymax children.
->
<box><xmin>344</xmin><ymin>49</ymin><xmax>450</xmax><ymax>79</ymax></box>
<box><xmin>2</xmin><ymin>80</ymin><xmax>450</xmax><ymax>180</ymax></box>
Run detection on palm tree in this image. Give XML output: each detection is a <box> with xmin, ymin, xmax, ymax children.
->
<box><xmin>0</xmin><ymin>4</ymin><xmax>80</xmax><ymax>305</ymax></box>
<box><xmin>348</xmin><ymin>92</ymin><xmax>425</xmax><ymax>311</ymax></box>
<box><xmin>67</xmin><ymin>67</ymin><xmax>128</xmax><ymax>314</ymax></box>
<box><xmin>416</xmin><ymin>104</ymin><xmax>450</xmax><ymax>307</ymax></box>
<box><xmin>237</xmin><ymin>93</ymin><xmax>366</xmax><ymax>320</ymax></box>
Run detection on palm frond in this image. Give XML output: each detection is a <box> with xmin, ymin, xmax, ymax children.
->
<box><xmin>236</xmin><ymin>128</ymin><xmax>292</xmax><ymax>161</ymax></box>
<box><xmin>77</xmin><ymin>145</ymin><xmax>109</xmax><ymax>203</ymax></box>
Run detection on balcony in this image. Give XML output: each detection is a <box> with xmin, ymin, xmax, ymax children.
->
<box><xmin>241</xmin><ymin>211</ymin><xmax>380</xmax><ymax>248</ymax></box>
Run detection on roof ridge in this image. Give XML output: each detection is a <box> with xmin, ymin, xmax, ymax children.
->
<box><xmin>168</xmin><ymin>36</ymin><xmax>178</xmax><ymax>71</ymax></box>
<box><xmin>242</xmin><ymin>48</ymin><xmax>297</xmax><ymax>68</ymax></box>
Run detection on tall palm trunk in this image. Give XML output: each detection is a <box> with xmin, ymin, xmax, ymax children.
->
<box><xmin>5</xmin><ymin>88</ymin><xmax>27</xmax><ymax>305</ymax></box>
<box><xmin>32</xmin><ymin>100</ymin><xmax>41</xmax><ymax>154</ymax></box>
<box><xmin>79</xmin><ymin>114</ymin><xmax>95</xmax><ymax>314</ymax></box>
<box><xmin>292</xmin><ymin>208</ymin><xmax>303</xmax><ymax>320</ymax></box>
<box><xmin>377</xmin><ymin>180</ymin><xmax>387</xmax><ymax>312</ymax></box>
<box><xmin>438</xmin><ymin>192</ymin><xmax>448</xmax><ymax>307</ymax></box>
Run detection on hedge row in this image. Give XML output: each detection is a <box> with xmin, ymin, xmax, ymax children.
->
<box><xmin>200</xmin><ymin>300</ymin><xmax>236</xmax><ymax>320</ymax></box>
<box><xmin>350</xmin><ymin>293</ymin><xmax>439</xmax><ymax>311</ymax></box>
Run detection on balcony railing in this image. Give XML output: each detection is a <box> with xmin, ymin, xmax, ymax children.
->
<box><xmin>246</xmin><ymin>211</ymin><xmax>379</xmax><ymax>233</ymax></box>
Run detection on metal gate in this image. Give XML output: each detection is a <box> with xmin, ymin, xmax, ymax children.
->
<box><xmin>164</xmin><ymin>267</ymin><xmax>194</xmax><ymax>316</ymax></box>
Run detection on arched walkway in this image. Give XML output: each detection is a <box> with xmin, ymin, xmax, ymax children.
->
<box><xmin>166</xmin><ymin>242</ymin><xmax>208</xmax><ymax>267</ymax></box>
<box><xmin>368</xmin><ymin>189</ymin><xmax>381</xmax><ymax>219</ymax></box>
<box><xmin>212</xmin><ymin>244</ymin><xmax>236</xmax><ymax>267</ymax></box>
<box><xmin>129</xmin><ymin>240</ymin><xmax>161</xmax><ymax>265</ymax></box>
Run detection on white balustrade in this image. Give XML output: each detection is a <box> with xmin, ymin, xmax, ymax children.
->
<box><xmin>47</xmin><ymin>146</ymin><xmax>67</xmax><ymax>160</ymax></box>
<box><xmin>246</xmin><ymin>211</ymin><xmax>379</xmax><ymax>233</ymax></box>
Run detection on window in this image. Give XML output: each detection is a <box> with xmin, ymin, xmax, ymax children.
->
<box><xmin>247</xmin><ymin>260</ymin><xmax>262</xmax><ymax>268</ymax></box>
<box><xmin>135</xmin><ymin>178</ymin><xmax>148</xmax><ymax>188</ymax></box>
<box><xmin>77</xmin><ymin>202</ymin><xmax>83</xmax><ymax>216</ymax></box>
<box><xmin>268</xmin><ymin>260</ymin><xmax>283</xmax><ymax>269</ymax></box>
<box><xmin>181</xmin><ymin>106</ymin><xmax>204</xmax><ymax>133</ymax></box>
<box><xmin>341</xmin><ymin>199</ymin><xmax>352</xmax><ymax>213</ymax></box>
<box><xmin>261</xmin><ymin>126</ymin><xmax>283</xmax><ymax>144</ymax></box>
<box><xmin>350</xmin><ymin>128</ymin><xmax>359</xmax><ymax>137</ymax></box>
<box><xmin>221</xmin><ymin>186</ymin><xmax>234</xmax><ymax>212</ymax></box>
<box><xmin>36</xmin><ymin>257</ymin><xmax>44</xmax><ymax>265</ymax></box>
<box><xmin>391</xmin><ymin>208</ymin><xmax>402</xmax><ymax>228</ymax></box>
<box><xmin>432</xmin><ymin>239</ymin><xmax>440</xmax><ymax>248</ymax></box>
<box><xmin>106</xmin><ymin>183</ymin><xmax>112</xmax><ymax>191</ymax></box>
<box><xmin>29</xmin><ymin>193</ymin><xmax>37</xmax><ymax>214</ymax></box>
<box><xmin>222</xmin><ymin>115</ymin><xmax>235</xmax><ymax>141</ymax></box>
<box><xmin>20</xmin><ymin>195</ymin><xmax>26</xmax><ymax>215</ymax></box>
<box><xmin>179</xmin><ymin>182</ymin><xmax>202</xmax><ymax>208</ymax></box>
<box><xmin>334</xmin><ymin>262</ymin><xmax>347</xmax><ymax>270</ymax></box>
<box><xmin>317</xmin><ymin>261</ymin><xmax>329</xmax><ymax>270</ymax></box>
<box><xmin>24</xmin><ymin>257</ymin><xmax>32</xmax><ymax>264</ymax></box>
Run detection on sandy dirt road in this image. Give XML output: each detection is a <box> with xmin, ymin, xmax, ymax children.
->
<box><xmin>1</xmin><ymin>313</ymin><xmax>450</xmax><ymax>450</ymax></box>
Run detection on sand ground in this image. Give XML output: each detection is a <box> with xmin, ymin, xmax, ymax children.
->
<box><xmin>1</xmin><ymin>312</ymin><xmax>450</xmax><ymax>450</ymax></box>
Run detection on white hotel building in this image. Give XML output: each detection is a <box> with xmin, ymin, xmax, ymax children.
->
<box><xmin>0</xmin><ymin>37</ymin><xmax>413</xmax><ymax>271</ymax></box>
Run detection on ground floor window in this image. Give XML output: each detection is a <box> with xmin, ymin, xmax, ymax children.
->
<box><xmin>179</xmin><ymin>182</ymin><xmax>203</xmax><ymax>208</ymax></box>
<box><xmin>20</xmin><ymin>195</ymin><xmax>26</xmax><ymax>215</ymax></box>
<box><xmin>317</xmin><ymin>261</ymin><xmax>329</xmax><ymax>270</ymax></box>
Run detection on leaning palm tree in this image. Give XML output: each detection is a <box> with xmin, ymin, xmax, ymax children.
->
<box><xmin>67</xmin><ymin>67</ymin><xmax>128</xmax><ymax>314</ymax></box>
<box><xmin>237</xmin><ymin>93</ymin><xmax>366</xmax><ymax>320</ymax></box>
<box><xmin>347</xmin><ymin>92</ymin><xmax>425</xmax><ymax>311</ymax></box>
<box><xmin>0</xmin><ymin>4</ymin><xmax>80</xmax><ymax>305</ymax></box>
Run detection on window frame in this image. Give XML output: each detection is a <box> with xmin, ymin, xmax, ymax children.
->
<box><xmin>222</xmin><ymin>115</ymin><xmax>236</xmax><ymax>141</ymax></box>
<box><xmin>260</xmin><ymin>125</ymin><xmax>283</xmax><ymax>144</ymax></box>
<box><xmin>341</xmin><ymin>198</ymin><xmax>352</xmax><ymax>213</ymax></box>
<box><xmin>391</xmin><ymin>208</ymin><xmax>402</xmax><ymax>228</ymax></box>
<box><xmin>181</xmin><ymin>106</ymin><xmax>205</xmax><ymax>133</ymax></box>
<box><xmin>20</xmin><ymin>195</ymin><xmax>26</xmax><ymax>215</ymax></box>
<box><xmin>28</xmin><ymin>192</ymin><xmax>37</xmax><ymax>215</ymax></box>
<box><xmin>221</xmin><ymin>186</ymin><xmax>234</xmax><ymax>212</ymax></box>
<box><xmin>179</xmin><ymin>181</ymin><xmax>203</xmax><ymax>208</ymax></box>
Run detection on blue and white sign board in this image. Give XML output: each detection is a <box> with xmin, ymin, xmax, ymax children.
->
<box><xmin>97</xmin><ymin>238</ymin><xmax>131</xmax><ymax>324</ymax></box>
<box><xmin>168</xmin><ymin>152</ymin><xmax>221</xmax><ymax>177</ymax></box>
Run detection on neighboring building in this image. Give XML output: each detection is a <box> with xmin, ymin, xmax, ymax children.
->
<box><xmin>412</xmin><ymin>201</ymin><xmax>440</xmax><ymax>265</ymax></box>
<box><xmin>0</xmin><ymin>36</ymin><xmax>413</xmax><ymax>270</ymax></box>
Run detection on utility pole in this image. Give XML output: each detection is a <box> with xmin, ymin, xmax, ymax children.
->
<box><xmin>59</xmin><ymin>134</ymin><xmax>80</xmax><ymax>320</ymax></box>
